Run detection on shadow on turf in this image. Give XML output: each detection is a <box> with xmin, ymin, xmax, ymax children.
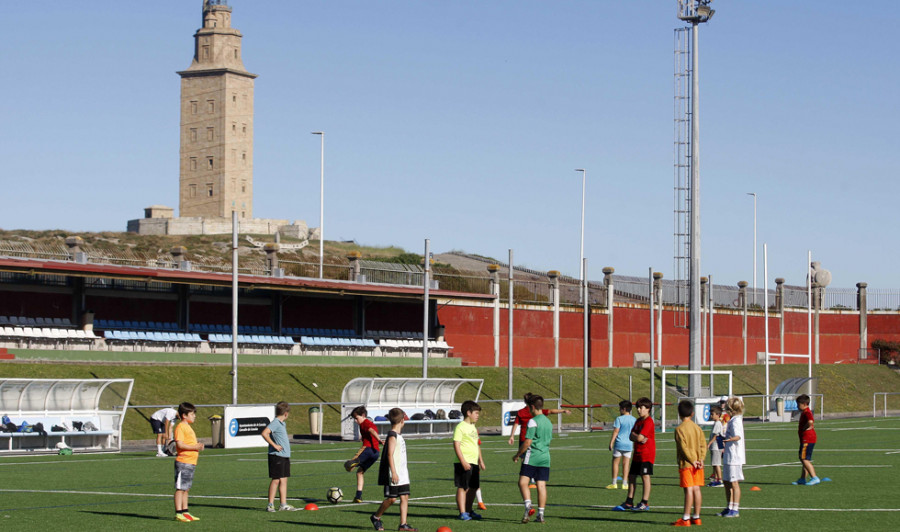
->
<box><xmin>81</xmin><ymin>510</ymin><xmax>170</xmax><ymax>521</ymax></box>
<box><xmin>271</xmin><ymin>521</ymin><xmax>359</xmax><ymax>529</ymax></box>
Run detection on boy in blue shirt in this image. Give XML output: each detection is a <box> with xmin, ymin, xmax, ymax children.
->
<box><xmin>262</xmin><ymin>401</ymin><xmax>297</xmax><ymax>512</ymax></box>
<box><xmin>607</xmin><ymin>400</ymin><xmax>635</xmax><ymax>490</ymax></box>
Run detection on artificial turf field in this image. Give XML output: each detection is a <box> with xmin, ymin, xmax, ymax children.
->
<box><xmin>2</xmin><ymin>417</ymin><xmax>898</xmax><ymax>531</ymax></box>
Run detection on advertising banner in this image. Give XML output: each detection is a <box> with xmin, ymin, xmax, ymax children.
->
<box><xmin>500</xmin><ymin>401</ymin><xmax>527</xmax><ymax>437</ymax></box>
<box><xmin>694</xmin><ymin>397</ymin><xmax>725</xmax><ymax>426</ymax></box>
<box><xmin>224</xmin><ymin>405</ymin><xmax>275</xmax><ymax>449</ymax></box>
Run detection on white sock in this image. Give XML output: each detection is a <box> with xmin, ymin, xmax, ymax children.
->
<box><xmin>692</xmin><ymin>513</ymin><xmax>700</xmax><ymax>519</ymax></box>
<box><xmin>728</xmin><ymin>502</ymin><xmax>734</xmax><ymax>510</ymax></box>
<box><xmin>476</xmin><ymin>488</ymin><xmax>483</xmax><ymax>503</ymax></box>
<box><xmin>733</xmin><ymin>503</ymin><xmax>739</xmax><ymax>512</ymax></box>
<box><xmin>523</xmin><ymin>499</ymin><xmax>532</xmax><ymax>516</ymax></box>
<box><xmin>538</xmin><ymin>507</ymin><xmax>545</xmax><ymax>518</ymax></box>
<box><xmin>157</xmin><ymin>444</ymin><xmax>163</xmax><ymax>453</ymax></box>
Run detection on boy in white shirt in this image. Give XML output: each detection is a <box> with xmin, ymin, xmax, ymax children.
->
<box><xmin>706</xmin><ymin>405</ymin><xmax>725</xmax><ymax>487</ymax></box>
<box><xmin>719</xmin><ymin>397</ymin><xmax>745</xmax><ymax>518</ymax></box>
<box><xmin>371</xmin><ymin>408</ymin><xmax>417</xmax><ymax>532</ymax></box>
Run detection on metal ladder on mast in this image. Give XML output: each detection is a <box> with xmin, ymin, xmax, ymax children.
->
<box><xmin>673</xmin><ymin>27</ymin><xmax>692</xmax><ymax>328</ymax></box>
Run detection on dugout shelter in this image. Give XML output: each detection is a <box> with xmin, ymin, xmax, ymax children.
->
<box><xmin>340</xmin><ymin>377</ymin><xmax>483</xmax><ymax>440</ymax></box>
<box><xmin>0</xmin><ymin>378</ymin><xmax>134</xmax><ymax>454</ymax></box>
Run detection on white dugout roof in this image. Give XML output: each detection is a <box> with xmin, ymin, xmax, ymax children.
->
<box><xmin>0</xmin><ymin>378</ymin><xmax>134</xmax><ymax>413</ymax></box>
<box><xmin>341</xmin><ymin>377</ymin><xmax>483</xmax><ymax>407</ymax></box>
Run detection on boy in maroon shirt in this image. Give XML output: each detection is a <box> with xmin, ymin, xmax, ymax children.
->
<box><xmin>792</xmin><ymin>394</ymin><xmax>820</xmax><ymax>486</ymax></box>
<box><xmin>613</xmin><ymin>397</ymin><xmax>655</xmax><ymax>512</ymax></box>
<box><xmin>345</xmin><ymin>406</ymin><xmax>383</xmax><ymax>502</ymax></box>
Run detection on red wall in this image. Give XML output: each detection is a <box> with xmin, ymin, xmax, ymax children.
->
<box><xmin>439</xmin><ymin>303</ymin><xmax>877</xmax><ymax>368</ymax></box>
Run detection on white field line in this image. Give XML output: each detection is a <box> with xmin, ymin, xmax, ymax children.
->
<box><xmin>2</xmin><ymin>488</ymin><xmax>897</xmax><ymax>512</ymax></box>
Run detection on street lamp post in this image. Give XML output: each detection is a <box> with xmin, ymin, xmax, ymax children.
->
<box><xmin>311</xmin><ymin>131</ymin><xmax>324</xmax><ymax>279</ymax></box>
<box><xmin>747</xmin><ymin>192</ymin><xmax>757</xmax><ymax>306</ymax></box>
<box><xmin>575</xmin><ymin>169</ymin><xmax>586</xmax><ymax>286</ymax></box>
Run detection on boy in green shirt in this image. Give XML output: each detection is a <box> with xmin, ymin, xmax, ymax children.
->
<box><xmin>513</xmin><ymin>395</ymin><xmax>553</xmax><ymax>524</ymax></box>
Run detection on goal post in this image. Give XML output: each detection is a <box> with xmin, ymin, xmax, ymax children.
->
<box><xmin>660</xmin><ymin>369</ymin><xmax>732</xmax><ymax>432</ymax></box>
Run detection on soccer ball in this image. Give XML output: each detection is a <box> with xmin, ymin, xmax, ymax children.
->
<box><xmin>326</xmin><ymin>486</ymin><xmax>343</xmax><ymax>504</ymax></box>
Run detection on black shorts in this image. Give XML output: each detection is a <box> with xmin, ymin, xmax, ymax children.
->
<box><xmin>454</xmin><ymin>463</ymin><xmax>480</xmax><ymax>491</ymax></box>
<box><xmin>799</xmin><ymin>442</ymin><xmax>815</xmax><ymax>461</ymax></box>
<box><xmin>150</xmin><ymin>419</ymin><xmax>166</xmax><ymax>434</ymax></box>
<box><xmin>519</xmin><ymin>463</ymin><xmax>550</xmax><ymax>482</ymax></box>
<box><xmin>628</xmin><ymin>461</ymin><xmax>654</xmax><ymax>477</ymax></box>
<box><xmin>383</xmin><ymin>484</ymin><xmax>411</xmax><ymax>499</ymax></box>
<box><xmin>358</xmin><ymin>447</ymin><xmax>379</xmax><ymax>473</ymax></box>
<box><xmin>268</xmin><ymin>454</ymin><xmax>291</xmax><ymax>479</ymax></box>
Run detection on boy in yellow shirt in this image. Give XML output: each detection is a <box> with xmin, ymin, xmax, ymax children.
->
<box><xmin>452</xmin><ymin>400</ymin><xmax>485</xmax><ymax>521</ymax></box>
<box><xmin>174</xmin><ymin>402</ymin><xmax>205</xmax><ymax>522</ymax></box>
<box><xmin>672</xmin><ymin>400</ymin><xmax>706</xmax><ymax>527</ymax></box>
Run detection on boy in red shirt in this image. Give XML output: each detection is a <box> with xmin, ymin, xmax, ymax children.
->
<box><xmin>345</xmin><ymin>406</ymin><xmax>383</xmax><ymax>502</ymax></box>
<box><xmin>613</xmin><ymin>396</ymin><xmax>655</xmax><ymax>512</ymax></box>
<box><xmin>792</xmin><ymin>394</ymin><xmax>820</xmax><ymax>486</ymax></box>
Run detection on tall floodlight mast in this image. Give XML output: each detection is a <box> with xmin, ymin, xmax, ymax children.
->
<box><xmin>676</xmin><ymin>0</ymin><xmax>715</xmax><ymax>399</ymax></box>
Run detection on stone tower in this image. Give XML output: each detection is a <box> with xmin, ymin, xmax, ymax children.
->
<box><xmin>178</xmin><ymin>0</ymin><xmax>256</xmax><ymax>219</ymax></box>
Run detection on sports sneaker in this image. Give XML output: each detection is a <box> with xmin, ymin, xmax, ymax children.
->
<box><xmin>266</xmin><ymin>503</ymin><xmax>276</xmax><ymax>513</ymax></box>
<box><xmin>278</xmin><ymin>504</ymin><xmax>298</xmax><ymax>511</ymax></box>
<box><xmin>156</xmin><ymin>452</ymin><xmax>167</xmax><ymax>457</ymax></box>
<box><xmin>370</xmin><ymin>515</ymin><xmax>385</xmax><ymax>531</ymax></box>
<box><xmin>717</xmin><ymin>508</ymin><xmax>730</xmax><ymax>517</ymax></box>
<box><xmin>633</xmin><ymin>502</ymin><xmax>650</xmax><ymax>512</ymax></box>
<box><xmin>690</xmin><ymin>518</ymin><xmax>702</xmax><ymax>526</ymax></box>
<box><xmin>521</xmin><ymin>515</ymin><xmax>531</xmax><ymax>524</ymax></box>
<box><xmin>711</xmin><ymin>480</ymin><xmax>724</xmax><ymax>487</ymax></box>
<box><xmin>605</xmin><ymin>483</ymin><xmax>619</xmax><ymax>490</ymax></box>
<box><xmin>469</xmin><ymin>511</ymin><xmax>483</xmax><ymax>520</ymax></box>
<box><xmin>724</xmin><ymin>510</ymin><xmax>740</xmax><ymax>518</ymax></box>
<box><xmin>672</xmin><ymin>518</ymin><xmax>691</xmax><ymax>527</ymax></box>
<box><xmin>805</xmin><ymin>476</ymin><xmax>821</xmax><ymax>486</ymax></box>
<box><xmin>534</xmin><ymin>515</ymin><xmax>545</xmax><ymax>523</ymax></box>
<box><xmin>621</xmin><ymin>483</ymin><xmax>629</xmax><ymax>490</ymax></box>
<box><xmin>792</xmin><ymin>477</ymin><xmax>807</xmax><ymax>485</ymax></box>
<box><xmin>458</xmin><ymin>512</ymin><xmax>472</xmax><ymax>521</ymax></box>
<box><xmin>477</xmin><ymin>501</ymin><xmax>487</xmax><ymax>510</ymax></box>
<box><xmin>175</xmin><ymin>514</ymin><xmax>191</xmax><ymax>522</ymax></box>
<box><xmin>182</xmin><ymin>512</ymin><xmax>199</xmax><ymax>521</ymax></box>
<box><xmin>344</xmin><ymin>459</ymin><xmax>359</xmax><ymax>472</ymax></box>
<box><xmin>613</xmin><ymin>502</ymin><xmax>634</xmax><ymax>511</ymax></box>
<box><xmin>353</xmin><ymin>498</ymin><xmax>364</xmax><ymax>504</ymax></box>
<box><xmin>397</xmin><ymin>525</ymin><xmax>418</xmax><ymax>531</ymax></box>
<box><xmin>529</xmin><ymin>483</ymin><xmax>537</xmax><ymax>489</ymax></box>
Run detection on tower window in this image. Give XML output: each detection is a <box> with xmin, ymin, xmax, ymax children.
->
<box><xmin>232</xmin><ymin>122</ymin><xmax>236</xmax><ymax>134</ymax></box>
<box><xmin>234</xmin><ymin>49</ymin><xmax>239</xmax><ymax>60</ymax></box>
<box><xmin>207</xmin><ymin>184</ymin><xmax>214</xmax><ymax>197</ymax></box>
<box><xmin>242</xmin><ymin>152</ymin><xmax>247</xmax><ymax>166</ymax></box>
<box><xmin>207</xmin><ymin>100</ymin><xmax>215</xmax><ymax>113</ymax></box>
<box><xmin>241</xmin><ymin>181</ymin><xmax>246</xmax><ymax>193</ymax></box>
<box><xmin>207</xmin><ymin>157</ymin><xmax>214</xmax><ymax>170</ymax></box>
<box><xmin>242</xmin><ymin>123</ymin><xmax>247</xmax><ymax>134</ymax></box>
<box><xmin>190</xmin><ymin>101</ymin><xmax>198</xmax><ymax>115</ymax></box>
<box><xmin>207</xmin><ymin>127</ymin><xmax>214</xmax><ymax>141</ymax></box>
<box><xmin>202</xmin><ymin>45</ymin><xmax>210</xmax><ymax>60</ymax></box>
<box><xmin>190</xmin><ymin>157</ymin><xmax>197</xmax><ymax>171</ymax></box>
<box><xmin>232</xmin><ymin>93</ymin><xmax>237</xmax><ymax>105</ymax></box>
<box><xmin>190</xmin><ymin>128</ymin><xmax>197</xmax><ymax>142</ymax></box>
<box><xmin>189</xmin><ymin>184</ymin><xmax>197</xmax><ymax>198</ymax></box>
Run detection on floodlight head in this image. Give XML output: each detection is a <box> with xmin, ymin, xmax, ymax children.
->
<box><xmin>311</xmin><ymin>131</ymin><xmax>323</xmax><ymax>135</ymax></box>
<box><xmin>574</xmin><ymin>168</ymin><xmax>585</xmax><ymax>172</ymax></box>
<box><xmin>677</xmin><ymin>0</ymin><xmax>716</xmax><ymax>23</ymax></box>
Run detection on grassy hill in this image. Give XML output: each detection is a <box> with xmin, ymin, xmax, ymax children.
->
<box><xmin>1</xmin><ymin>362</ymin><xmax>897</xmax><ymax>440</ymax></box>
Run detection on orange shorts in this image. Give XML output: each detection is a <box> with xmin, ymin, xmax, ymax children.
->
<box><xmin>679</xmin><ymin>466</ymin><xmax>705</xmax><ymax>488</ymax></box>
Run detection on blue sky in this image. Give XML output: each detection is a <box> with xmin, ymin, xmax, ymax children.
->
<box><xmin>2</xmin><ymin>1</ymin><xmax>898</xmax><ymax>290</ymax></box>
